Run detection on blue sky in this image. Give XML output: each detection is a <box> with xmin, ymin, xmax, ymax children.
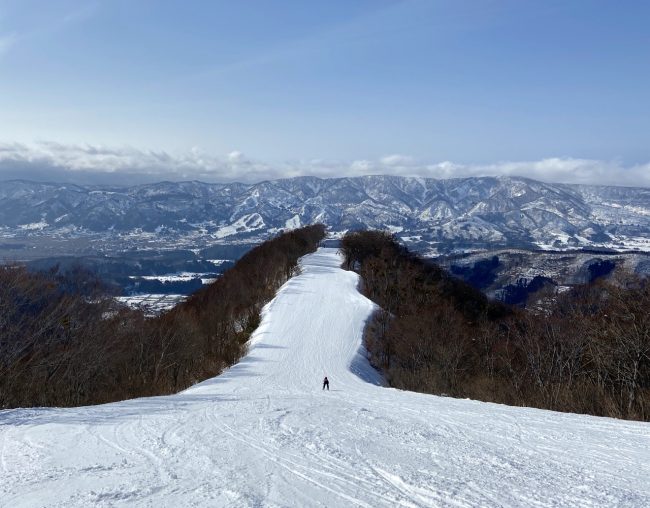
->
<box><xmin>0</xmin><ymin>0</ymin><xmax>649</xmax><ymax>185</ymax></box>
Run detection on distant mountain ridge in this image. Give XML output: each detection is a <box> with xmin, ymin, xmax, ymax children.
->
<box><xmin>1</xmin><ymin>175</ymin><xmax>649</xmax><ymax>253</ymax></box>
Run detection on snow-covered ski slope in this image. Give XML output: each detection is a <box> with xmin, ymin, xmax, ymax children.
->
<box><xmin>2</xmin><ymin>248</ymin><xmax>650</xmax><ymax>507</ymax></box>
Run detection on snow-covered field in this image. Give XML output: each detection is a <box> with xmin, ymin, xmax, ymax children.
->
<box><xmin>1</xmin><ymin>248</ymin><xmax>649</xmax><ymax>507</ymax></box>
<box><xmin>114</xmin><ymin>294</ymin><xmax>187</xmax><ymax>316</ymax></box>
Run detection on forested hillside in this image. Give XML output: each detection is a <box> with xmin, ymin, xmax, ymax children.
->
<box><xmin>0</xmin><ymin>225</ymin><xmax>325</xmax><ymax>408</ymax></box>
<box><xmin>341</xmin><ymin>231</ymin><xmax>650</xmax><ymax>420</ymax></box>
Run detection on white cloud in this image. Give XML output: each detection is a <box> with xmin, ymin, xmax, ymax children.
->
<box><xmin>433</xmin><ymin>158</ymin><xmax>650</xmax><ymax>188</ymax></box>
<box><xmin>0</xmin><ymin>141</ymin><xmax>648</xmax><ymax>188</ymax></box>
<box><xmin>379</xmin><ymin>154</ymin><xmax>414</xmax><ymax>166</ymax></box>
<box><xmin>349</xmin><ymin>159</ymin><xmax>374</xmax><ymax>173</ymax></box>
<box><xmin>227</xmin><ymin>150</ymin><xmax>245</xmax><ymax>163</ymax></box>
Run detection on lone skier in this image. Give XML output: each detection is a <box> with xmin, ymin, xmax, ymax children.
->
<box><xmin>322</xmin><ymin>376</ymin><xmax>329</xmax><ymax>391</ymax></box>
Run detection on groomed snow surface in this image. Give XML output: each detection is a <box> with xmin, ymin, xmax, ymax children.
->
<box><xmin>2</xmin><ymin>248</ymin><xmax>649</xmax><ymax>507</ymax></box>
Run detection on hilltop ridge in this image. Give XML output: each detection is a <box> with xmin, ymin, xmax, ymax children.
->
<box><xmin>1</xmin><ymin>175</ymin><xmax>649</xmax><ymax>255</ymax></box>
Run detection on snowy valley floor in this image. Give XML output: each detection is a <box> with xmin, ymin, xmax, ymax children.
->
<box><xmin>1</xmin><ymin>248</ymin><xmax>650</xmax><ymax>507</ymax></box>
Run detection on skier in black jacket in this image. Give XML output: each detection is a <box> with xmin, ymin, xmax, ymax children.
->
<box><xmin>322</xmin><ymin>376</ymin><xmax>329</xmax><ymax>391</ymax></box>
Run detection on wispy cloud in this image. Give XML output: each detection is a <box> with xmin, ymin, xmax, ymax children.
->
<box><xmin>0</xmin><ymin>2</ymin><xmax>98</xmax><ymax>59</ymax></box>
<box><xmin>0</xmin><ymin>141</ymin><xmax>648</xmax><ymax>188</ymax></box>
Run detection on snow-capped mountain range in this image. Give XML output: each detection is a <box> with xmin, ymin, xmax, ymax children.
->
<box><xmin>1</xmin><ymin>175</ymin><xmax>649</xmax><ymax>254</ymax></box>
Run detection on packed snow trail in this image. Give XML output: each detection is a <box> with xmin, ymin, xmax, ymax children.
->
<box><xmin>1</xmin><ymin>248</ymin><xmax>650</xmax><ymax>507</ymax></box>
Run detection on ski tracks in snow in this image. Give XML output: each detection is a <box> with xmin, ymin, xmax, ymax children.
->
<box><xmin>1</xmin><ymin>248</ymin><xmax>650</xmax><ymax>507</ymax></box>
